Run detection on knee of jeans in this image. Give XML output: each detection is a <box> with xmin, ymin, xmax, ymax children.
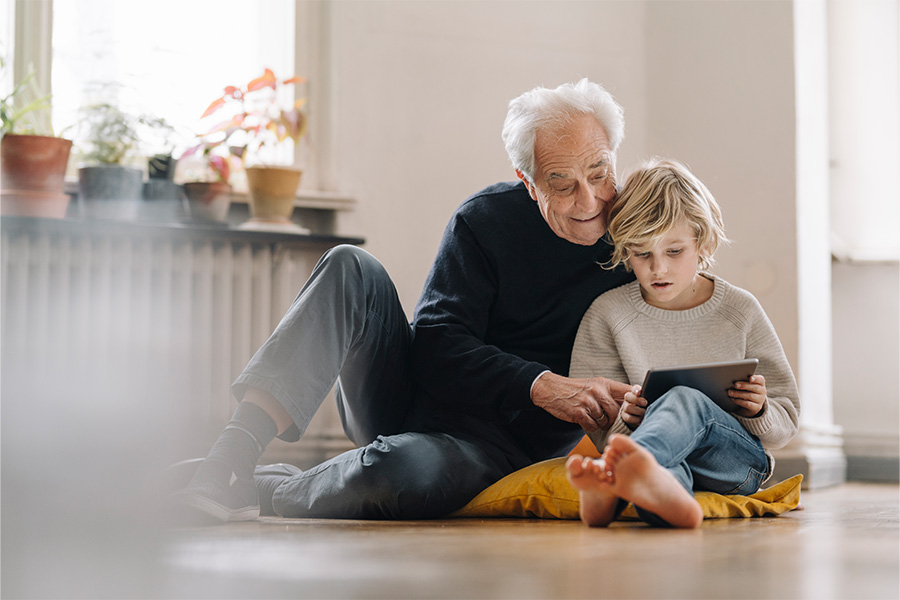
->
<box><xmin>653</xmin><ymin>386</ymin><xmax>720</xmax><ymax>416</ymax></box>
<box><xmin>322</xmin><ymin>245</ymin><xmax>389</xmax><ymax>295</ymax></box>
<box><xmin>358</xmin><ymin>435</ymin><xmax>481</xmax><ymax>519</ymax></box>
<box><xmin>323</xmin><ymin>244</ymin><xmax>378</xmax><ymax>274</ymax></box>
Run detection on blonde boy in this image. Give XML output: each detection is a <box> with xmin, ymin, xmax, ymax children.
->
<box><xmin>566</xmin><ymin>159</ymin><xmax>800</xmax><ymax>528</ymax></box>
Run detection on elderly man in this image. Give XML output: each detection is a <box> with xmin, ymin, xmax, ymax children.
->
<box><xmin>177</xmin><ymin>79</ymin><xmax>636</xmax><ymax>522</ymax></box>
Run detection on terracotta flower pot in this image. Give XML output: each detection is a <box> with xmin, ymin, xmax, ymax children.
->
<box><xmin>246</xmin><ymin>166</ymin><xmax>302</xmax><ymax>222</ymax></box>
<box><xmin>183</xmin><ymin>181</ymin><xmax>232</xmax><ymax>223</ymax></box>
<box><xmin>0</xmin><ymin>134</ymin><xmax>73</xmax><ymax>219</ymax></box>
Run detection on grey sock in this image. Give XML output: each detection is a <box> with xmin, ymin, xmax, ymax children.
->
<box><xmin>200</xmin><ymin>401</ymin><xmax>278</xmax><ymax>484</ymax></box>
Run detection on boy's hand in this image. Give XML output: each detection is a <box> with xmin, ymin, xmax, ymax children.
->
<box><xmin>729</xmin><ymin>374</ymin><xmax>767</xmax><ymax>418</ymax></box>
<box><xmin>621</xmin><ymin>386</ymin><xmax>647</xmax><ymax>430</ymax></box>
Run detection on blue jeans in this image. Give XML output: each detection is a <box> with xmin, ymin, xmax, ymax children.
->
<box><xmin>232</xmin><ymin>245</ymin><xmax>513</xmax><ymax>519</ymax></box>
<box><xmin>629</xmin><ymin>386</ymin><xmax>770</xmax><ymax>525</ymax></box>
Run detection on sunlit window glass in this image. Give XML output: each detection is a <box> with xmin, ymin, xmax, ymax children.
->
<box><xmin>51</xmin><ymin>0</ymin><xmax>295</xmax><ymax>183</ymax></box>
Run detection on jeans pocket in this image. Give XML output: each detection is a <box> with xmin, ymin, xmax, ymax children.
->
<box><xmin>726</xmin><ymin>467</ymin><xmax>767</xmax><ymax>496</ymax></box>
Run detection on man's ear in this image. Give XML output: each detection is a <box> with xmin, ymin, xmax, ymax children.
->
<box><xmin>516</xmin><ymin>170</ymin><xmax>537</xmax><ymax>201</ymax></box>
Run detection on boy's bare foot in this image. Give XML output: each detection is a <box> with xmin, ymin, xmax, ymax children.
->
<box><xmin>603</xmin><ymin>434</ymin><xmax>703</xmax><ymax>529</ymax></box>
<box><xmin>566</xmin><ymin>454</ymin><xmax>621</xmax><ymax>527</ymax></box>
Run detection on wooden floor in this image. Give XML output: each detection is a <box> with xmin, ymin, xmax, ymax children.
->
<box><xmin>154</xmin><ymin>482</ymin><xmax>899</xmax><ymax>600</ymax></box>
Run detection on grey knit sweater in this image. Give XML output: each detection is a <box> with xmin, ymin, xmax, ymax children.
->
<box><xmin>570</xmin><ymin>274</ymin><xmax>801</xmax><ymax>467</ymax></box>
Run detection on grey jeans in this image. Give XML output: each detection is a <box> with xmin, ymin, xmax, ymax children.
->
<box><xmin>233</xmin><ymin>245</ymin><xmax>511</xmax><ymax>519</ymax></box>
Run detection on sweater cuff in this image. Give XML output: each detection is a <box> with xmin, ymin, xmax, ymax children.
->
<box><xmin>609</xmin><ymin>414</ymin><xmax>632</xmax><ymax>437</ymax></box>
<box><xmin>736</xmin><ymin>399</ymin><xmax>777</xmax><ymax>438</ymax></box>
<box><xmin>530</xmin><ymin>370</ymin><xmax>551</xmax><ymax>396</ymax></box>
<box><xmin>586</xmin><ymin>409</ymin><xmax>632</xmax><ymax>453</ymax></box>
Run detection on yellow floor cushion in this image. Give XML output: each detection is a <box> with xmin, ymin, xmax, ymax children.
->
<box><xmin>449</xmin><ymin>457</ymin><xmax>802</xmax><ymax>520</ymax></box>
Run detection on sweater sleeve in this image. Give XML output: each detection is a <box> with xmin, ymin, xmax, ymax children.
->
<box><xmin>412</xmin><ymin>213</ymin><xmax>547</xmax><ymax>418</ymax></box>
<box><xmin>570</xmin><ymin>295</ymin><xmax>633</xmax><ymax>452</ymax></box>
<box><xmin>732</xmin><ymin>294</ymin><xmax>801</xmax><ymax>450</ymax></box>
<box><xmin>569</xmin><ymin>296</ymin><xmax>628</xmax><ymax>382</ymax></box>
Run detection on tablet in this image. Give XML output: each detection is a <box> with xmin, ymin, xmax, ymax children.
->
<box><xmin>639</xmin><ymin>359</ymin><xmax>759</xmax><ymax>413</ymax></box>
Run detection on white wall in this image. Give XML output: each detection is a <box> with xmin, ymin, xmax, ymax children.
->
<box><xmin>832</xmin><ymin>263</ymin><xmax>900</xmax><ymax>461</ymax></box>
<box><xmin>828</xmin><ymin>0</ymin><xmax>899</xmax><ymax>261</ymax></box>
<box><xmin>826</xmin><ymin>0</ymin><xmax>900</xmax><ymax>472</ymax></box>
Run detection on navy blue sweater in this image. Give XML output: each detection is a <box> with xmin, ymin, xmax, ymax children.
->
<box><xmin>411</xmin><ymin>181</ymin><xmax>634</xmax><ymax>465</ymax></box>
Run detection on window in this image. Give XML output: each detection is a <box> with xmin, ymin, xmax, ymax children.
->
<box><xmin>7</xmin><ymin>0</ymin><xmax>298</xmax><ymax>187</ymax></box>
<box><xmin>828</xmin><ymin>0</ymin><xmax>899</xmax><ymax>262</ymax></box>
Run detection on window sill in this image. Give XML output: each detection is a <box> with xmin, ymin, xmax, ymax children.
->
<box><xmin>64</xmin><ymin>180</ymin><xmax>357</xmax><ymax>212</ymax></box>
<box><xmin>831</xmin><ymin>233</ymin><xmax>899</xmax><ymax>264</ymax></box>
<box><xmin>231</xmin><ymin>189</ymin><xmax>357</xmax><ymax>212</ymax></box>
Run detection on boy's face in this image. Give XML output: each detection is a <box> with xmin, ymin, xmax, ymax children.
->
<box><xmin>627</xmin><ymin>221</ymin><xmax>709</xmax><ymax>310</ymax></box>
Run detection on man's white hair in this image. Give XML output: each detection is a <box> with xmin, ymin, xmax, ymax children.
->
<box><xmin>501</xmin><ymin>79</ymin><xmax>625</xmax><ymax>183</ymax></box>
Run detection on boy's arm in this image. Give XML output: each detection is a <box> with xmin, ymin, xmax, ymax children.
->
<box><xmin>734</xmin><ymin>300</ymin><xmax>801</xmax><ymax>449</ymax></box>
<box><xmin>569</xmin><ymin>297</ymin><xmax>628</xmax><ymax>382</ymax></box>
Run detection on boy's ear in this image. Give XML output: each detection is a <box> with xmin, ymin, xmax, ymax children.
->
<box><xmin>698</xmin><ymin>244</ymin><xmax>715</xmax><ymax>269</ymax></box>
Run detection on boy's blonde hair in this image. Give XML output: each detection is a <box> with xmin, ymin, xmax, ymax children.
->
<box><xmin>606</xmin><ymin>158</ymin><xmax>728</xmax><ymax>272</ymax></box>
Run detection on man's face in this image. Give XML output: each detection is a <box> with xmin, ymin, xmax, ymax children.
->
<box><xmin>521</xmin><ymin>114</ymin><xmax>617</xmax><ymax>246</ymax></box>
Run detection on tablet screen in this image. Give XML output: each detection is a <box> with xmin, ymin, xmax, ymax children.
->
<box><xmin>639</xmin><ymin>359</ymin><xmax>759</xmax><ymax>413</ymax></box>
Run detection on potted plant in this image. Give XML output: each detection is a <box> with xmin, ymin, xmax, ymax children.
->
<box><xmin>68</xmin><ymin>101</ymin><xmax>170</xmax><ymax>220</ymax></box>
<box><xmin>196</xmin><ymin>68</ymin><xmax>307</xmax><ymax>225</ymax></box>
<box><xmin>143</xmin><ymin>125</ymin><xmax>182</xmax><ymax>198</ymax></box>
<box><xmin>136</xmin><ymin>118</ymin><xmax>187</xmax><ymax>221</ymax></box>
<box><xmin>179</xmin><ymin>141</ymin><xmax>233</xmax><ymax>223</ymax></box>
<box><xmin>0</xmin><ymin>62</ymin><xmax>73</xmax><ymax>219</ymax></box>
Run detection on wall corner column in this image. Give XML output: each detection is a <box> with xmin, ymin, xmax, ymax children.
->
<box><xmin>780</xmin><ymin>0</ymin><xmax>846</xmax><ymax>489</ymax></box>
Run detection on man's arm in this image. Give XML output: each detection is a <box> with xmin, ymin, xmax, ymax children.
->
<box><xmin>412</xmin><ymin>214</ymin><xmax>544</xmax><ymax>418</ymax></box>
<box><xmin>413</xmin><ymin>205</ymin><xmax>631</xmax><ymax>427</ymax></box>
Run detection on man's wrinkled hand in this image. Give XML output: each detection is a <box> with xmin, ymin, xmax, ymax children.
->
<box><xmin>531</xmin><ymin>372</ymin><xmax>631</xmax><ymax>432</ymax></box>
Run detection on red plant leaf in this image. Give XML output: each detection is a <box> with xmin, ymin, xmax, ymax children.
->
<box><xmin>278</xmin><ymin>109</ymin><xmax>307</xmax><ymax>143</ymax></box>
<box><xmin>206</xmin><ymin>115</ymin><xmax>244</xmax><ymax>136</ymax></box>
<box><xmin>200</xmin><ymin>97</ymin><xmax>227</xmax><ymax>119</ymax></box>
<box><xmin>208</xmin><ymin>154</ymin><xmax>230</xmax><ymax>183</ymax></box>
<box><xmin>181</xmin><ymin>144</ymin><xmax>202</xmax><ymax>159</ymax></box>
<box><xmin>282</xmin><ymin>76</ymin><xmax>306</xmax><ymax>85</ymax></box>
<box><xmin>247</xmin><ymin>68</ymin><xmax>277</xmax><ymax>92</ymax></box>
<box><xmin>203</xmin><ymin>138</ymin><xmax>226</xmax><ymax>150</ymax></box>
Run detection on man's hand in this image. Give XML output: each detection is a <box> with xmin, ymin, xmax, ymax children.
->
<box><xmin>531</xmin><ymin>372</ymin><xmax>632</xmax><ymax>432</ymax></box>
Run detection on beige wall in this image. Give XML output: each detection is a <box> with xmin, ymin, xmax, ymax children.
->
<box><xmin>329</xmin><ymin>0</ymin><xmax>799</xmax><ymax>360</ymax></box>
<box><xmin>330</xmin><ymin>0</ymin><xmax>649</xmax><ymax>313</ymax></box>
<box><xmin>642</xmin><ymin>0</ymin><xmax>800</xmax><ymax>369</ymax></box>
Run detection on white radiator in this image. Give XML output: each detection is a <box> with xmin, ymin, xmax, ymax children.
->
<box><xmin>1</xmin><ymin>224</ymin><xmax>353</xmax><ymax>465</ymax></box>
